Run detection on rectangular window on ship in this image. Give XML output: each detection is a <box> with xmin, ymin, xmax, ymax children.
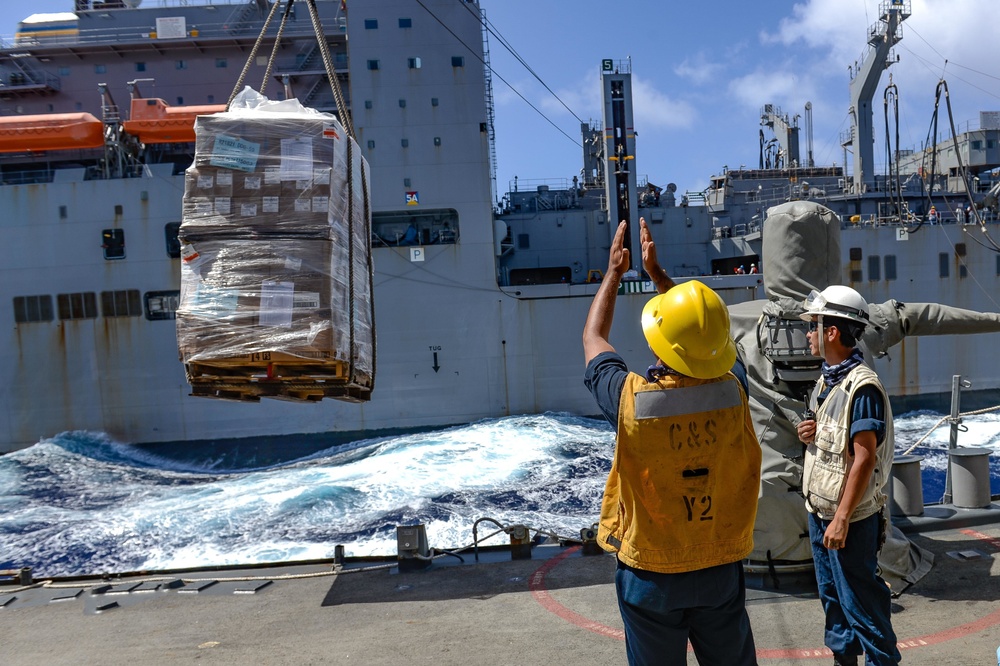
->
<box><xmin>13</xmin><ymin>295</ymin><xmax>54</xmax><ymax>323</ymax></box>
<box><xmin>101</xmin><ymin>290</ymin><xmax>143</xmax><ymax>318</ymax></box>
<box><xmin>58</xmin><ymin>293</ymin><xmax>98</xmax><ymax>320</ymax></box>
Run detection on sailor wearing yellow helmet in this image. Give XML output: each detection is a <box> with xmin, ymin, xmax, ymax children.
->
<box><xmin>583</xmin><ymin>218</ymin><xmax>762</xmax><ymax>666</ymax></box>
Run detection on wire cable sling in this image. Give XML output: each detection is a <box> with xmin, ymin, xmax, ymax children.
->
<box><xmin>224</xmin><ymin>0</ymin><xmax>355</xmax><ymax>141</ymax></box>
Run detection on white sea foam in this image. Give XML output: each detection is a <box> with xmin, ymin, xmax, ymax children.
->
<box><xmin>0</xmin><ymin>411</ymin><xmax>994</xmax><ymax>577</ymax></box>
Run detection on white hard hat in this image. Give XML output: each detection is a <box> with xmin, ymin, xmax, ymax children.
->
<box><xmin>799</xmin><ymin>285</ymin><xmax>873</xmax><ymax>328</ymax></box>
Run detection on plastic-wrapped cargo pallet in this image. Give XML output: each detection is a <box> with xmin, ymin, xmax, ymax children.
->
<box><xmin>176</xmin><ymin>88</ymin><xmax>374</xmax><ymax>403</ymax></box>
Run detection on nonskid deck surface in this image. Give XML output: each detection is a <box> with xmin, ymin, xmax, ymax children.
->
<box><xmin>2</xmin><ymin>515</ymin><xmax>999</xmax><ymax>665</ymax></box>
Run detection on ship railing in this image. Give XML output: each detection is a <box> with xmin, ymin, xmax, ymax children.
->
<box><xmin>0</xmin><ymin>167</ymin><xmax>54</xmax><ymax>186</ymax></box>
<box><xmin>881</xmin><ymin>0</ymin><xmax>912</xmax><ymax>21</ymax></box>
<box><xmin>717</xmin><ymin>219</ymin><xmax>762</xmax><ymax>239</ymax></box>
<box><xmin>533</xmin><ymin>192</ymin><xmax>578</xmax><ymax>211</ymax></box>
<box><xmin>82</xmin><ymin>162</ymin><xmax>146</xmax><ymax>181</ymax></box>
<box><xmin>684</xmin><ymin>191</ymin><xmax>706</xmax><ymax>206</ymax></box>
<box><xmin>5</xmin><ymin>24</ymin><xmax>327</xmax><ymax>49</ymax></box>
<box><xmin>508</xmin><ymin>177</ymin><xmax>574</xmax><ymax>193</ymax></box>
<box><xmin>3</xmin><ymin>5</ymin><xmax>347</xmax><ymax>49</ymax></box>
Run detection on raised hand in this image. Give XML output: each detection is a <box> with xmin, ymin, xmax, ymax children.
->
<box><xmin>640</xmin><ymin>217</ymin><xmax>659</xmax><ymax>276</ymax></box>
<box><xmin>639</xmin><ymin>217</ymin><xmax>674</xmax><ymax>293</ymax></box>
<box><xmin>607</xmin><ymin>220</ymin><xmax>631</xmax><ymax>278</ymax></box>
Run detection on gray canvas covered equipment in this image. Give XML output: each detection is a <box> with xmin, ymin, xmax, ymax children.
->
<box><xmin>730</xmin><ymin>200</ymin><xmax>1000</xmax><ymax>590</ymax></box>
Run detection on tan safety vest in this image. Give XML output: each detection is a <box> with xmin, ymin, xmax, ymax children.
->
<box><xmin>599</xmin><ymin>371</ymin><xmax>762</xmax><ymax>574</ymax></box>
<box><xmin>803</xmin><ymin>362</ymin><xmax>895</xmax><ymax>521</ymax></box>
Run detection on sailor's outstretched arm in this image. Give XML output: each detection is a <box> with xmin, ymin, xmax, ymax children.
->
<box><xmin>640</xmin><ymin>217</ymin><xmax>675</xmax><ymax>294</ymax></box>
<box><xmin>865</xmin><ymin>300</ymin><xmax>1000</xmax><ymax>353</ymax></box>
<box><xmin>583</xmin><ymin>221</ymin><xmax>630</xmax><ymax>364</ymax></box>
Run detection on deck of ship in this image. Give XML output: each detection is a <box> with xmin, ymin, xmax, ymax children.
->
<box><xmin>2</xmin><ymin>506</ymin><xmax>1000</xmax><ymax>665</ymax></box>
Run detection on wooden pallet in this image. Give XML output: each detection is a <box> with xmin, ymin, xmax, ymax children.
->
<box><xmin>186</xmin><ymin>350</ymin><xmax>371</xmax><ymax>402</ymax></box>
<box><xmin>186</xmin><ymin>354</ymin><xmax>349</xmax><ymax>382</ymax></box>
<box><xmin>188</xmin><ymin>380</ymin><xmax>371</xmax><ymax>403</ymax></box>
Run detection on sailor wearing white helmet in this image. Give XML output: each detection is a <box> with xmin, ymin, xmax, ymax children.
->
<box><xmin>796</xmin><ymin>285</ymin><xmax>900</xmax><ymax>666</ymax></box>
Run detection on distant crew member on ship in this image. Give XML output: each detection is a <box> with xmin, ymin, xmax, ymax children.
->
<box><xmin>796</xmin><ymin>285</ymin><xmax>900</xmax><ymax>666</ymax></box>
<box><xmin>583</xmin><ymin>218</ymin><xmax>762</xmax><ymax>666</ymax></box>
<box><xmin>400</xmin><ymin>222</ymin><xmax>419</xmax><ymax>245</ymax></box>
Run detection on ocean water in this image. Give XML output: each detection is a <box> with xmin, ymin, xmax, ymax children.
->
<box><xmin>1</xmin><ymin>411</ymin><xmax>998</xmax><ymax>578</ymax></box>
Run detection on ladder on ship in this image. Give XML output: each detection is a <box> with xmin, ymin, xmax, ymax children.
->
<box><xmin>97</xmin><ymin>83</ymin><xmax>141</xmax><ymax>179</ymax></box>
<box><xmin>481</xmin><ymin>10</ymin><xmax>498</xmax><ymax>206</ymax></box>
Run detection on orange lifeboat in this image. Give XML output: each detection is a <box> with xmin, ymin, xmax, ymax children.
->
<box><xmin>123</xmin><ymin>98</ymin><xmax>226</xmax><ymax>144</ymax></box>
<box><xmin>0</xmin><ymin>113</ymin><xmax>105</xmax><ymax>153</ymax></box>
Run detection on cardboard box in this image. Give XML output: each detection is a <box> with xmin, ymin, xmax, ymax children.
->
<box><xmin>179</xmin><ymin>96</ymin><xmax>373</xmax><ymax>399</ymax></box>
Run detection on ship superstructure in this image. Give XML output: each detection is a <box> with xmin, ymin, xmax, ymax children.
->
<box><xmin>1</xmin><ymin>0</ymin><xmax>999</xmax><ymax>453</ymax></box>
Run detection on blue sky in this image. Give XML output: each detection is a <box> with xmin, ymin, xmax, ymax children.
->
<box><xmin>5</xmin><ymin>1</ymin><xmax>999</xmax><ymax>197</ymax></box>
<box><xmin>483</xmin><ymin>0</ymin><xmax>1000</xmax><ymax>197</ymax></box>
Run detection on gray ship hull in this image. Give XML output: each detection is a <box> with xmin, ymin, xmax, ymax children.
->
<box><xmin>2</xmin><ymin>163</ymin><xmax>994</xmax><ymax>453</ymax></box>
<box><xmin>2</xmin><ymin>0</ymin><xmax>1000</xmax><ymax>453</ymax></box>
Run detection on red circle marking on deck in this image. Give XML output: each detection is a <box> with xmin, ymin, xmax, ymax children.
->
<box><xmin>529</xmin><ymin>543</ymin><xmax>1000</xmax><ymax>659</ymax></box>
<box><xmin>529</xmin><ymin>546</ymin><xmax>624</xmax><ymax>641</ymax></box>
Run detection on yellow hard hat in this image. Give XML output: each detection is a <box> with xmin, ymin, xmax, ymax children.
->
<box><xmin>641</xmin><ymin>280</ymin><xmax>736</xmax><ymax>379</ymax></box>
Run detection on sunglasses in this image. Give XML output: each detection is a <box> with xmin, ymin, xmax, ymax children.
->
<box><xmin>807</xmin><ymin>321</ymin><xmax>823</xmax><ymax>332</ymax></box>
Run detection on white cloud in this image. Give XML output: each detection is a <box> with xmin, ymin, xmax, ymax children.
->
<box><xmin>763</xmin><ymin>0</ymin><xmax>865</xmax><ymax>55</ymax></box>
<box><xmin>764</xmin><ymin>0</ymin><xmax>1000</xmax><ymax>84</ymax></box>
<box><xmin>729</xmin><ymin>70</ymin><xmax>809</xmax><ymax>111</ymax></box>
<box><xmin>674</xmin><ymin>54</ymin><xmax>725</xmax><ymax>86</ymax></box>
<box><xmin>535</xmin><ymin>70</ymin><xmax>695</xmax><ymax>131</ymax></box>
<box><xmin>538</xmin><ymin>69</ymin><xmax>601</xmax><ymax>123</ymax></box>
<box><xmin>632</xmin><ymin>75</ymin><xmax>696</xmax><ymax>130</ymax></box>
<box><xmin>756</xmin><ymin>0</ymin><xmax>1000</xmax><ymax>146</ymax></box>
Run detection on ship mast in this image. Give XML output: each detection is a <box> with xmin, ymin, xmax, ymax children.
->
<box><xmin>844</xmin><ymin>0</ymin><xmax>910</xmax><ymax>194</ymax></box>
<box><xmin>600</xmin><ymin>59</ymin><xmax>639</xmax><ymax>269</ymax></box>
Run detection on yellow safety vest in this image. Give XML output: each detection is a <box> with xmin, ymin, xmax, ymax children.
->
<box><xmin>803</xmin><ymin>363</ymin><xmax>895</xmax><ymax>521</ymax></box>
<box><xmin>599</xmin><ymin>371</ymin><xmax>762</xmax><ymax>573</ymax></box>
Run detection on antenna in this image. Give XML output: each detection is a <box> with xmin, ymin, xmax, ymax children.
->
<box><xmin>805</xmin><ymin>101</ymin><xmax>814</xmax><ymax>167</ymax></box>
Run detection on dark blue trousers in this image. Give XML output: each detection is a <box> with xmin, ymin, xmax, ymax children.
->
<box><xmin>615</xmin><ymin>559</ymin><xmax>757</xmax><ymax>666</ymax></box>
<box><xmin>809</xmin><ymin>511</ymin><xmax>901</xmax><ymax>665</ymax></box>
